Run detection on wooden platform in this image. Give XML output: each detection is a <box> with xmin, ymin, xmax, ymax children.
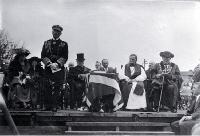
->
<box><xmin>0</xmin><ymin>109</ymin><xmax>184</xmax><ymax>135</ymax></box>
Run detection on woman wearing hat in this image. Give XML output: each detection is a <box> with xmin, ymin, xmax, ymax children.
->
<box><xmin>151</xmin><ymin>51</ymin><xmax>183</xmax><ymax>113</ymax></box>
<box><xmin>7</xmin><ymin>48</ymin><xmax>31</xmax><ymax>109</ymax></box>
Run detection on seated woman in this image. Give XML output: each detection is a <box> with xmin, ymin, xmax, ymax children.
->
<box><xmin>119</xmin><ymin>54</ymin><xmax>147</xmax><ymax>111</ymax></box>
<box><xmin>7</xmin><ymin>48</ymin><xmax>31</xmax><ymax>109</ymax></box>
<box><xmin>27</xmin><ymin>57</ymin><xmax>44</xmax><ymax>109</ymax></box>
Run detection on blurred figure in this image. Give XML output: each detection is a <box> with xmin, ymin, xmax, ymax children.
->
<box><xmin>95</xmin><ymin>61</ymin><xmax>101</xmax><ymax>71</ymax></box>
<box><xmin>171</xmin><ymin>84</ymin><xmax>200</xmax><ymax>135</ymax></box>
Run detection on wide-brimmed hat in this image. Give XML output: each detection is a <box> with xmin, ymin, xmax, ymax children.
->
<box><xmin>160</xmin><ymin>51</ymin><xmax>174</xmax><ymax>58</ymax></box>
<box><xmin>12</xmin><ymin>48</ymin><xmax>30</xmax><ymax>57</ymax></box>
<box><xmin>76</xmin><ymin>53</ymin><xmax>85</xmax><ymax>61</ymax></box>
<box><xmin>52</xmin><ymin>25</ymin><xmax>63</xmax><ymax>32</ymax></box>
<box><xmin>28</xmin><ymin>57</ymin><xmax>42</xmax><ymax>63</ymax></box>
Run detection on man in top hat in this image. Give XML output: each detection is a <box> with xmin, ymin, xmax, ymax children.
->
<box><xmin>41</xmin><ymin>25</ymin><xmax>68</xmax><ymax>111</ymax></box>
<box><xmin>151</xmin><ymin>51</ymin><xmax>183</xmax><ymax>113</ymax></box>
<box><xmin>68</xmin><ymin>53</ymin><xmax>91</xmax><ymax>110</ymax></box>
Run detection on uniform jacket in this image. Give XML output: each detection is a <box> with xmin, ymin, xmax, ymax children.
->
<box><xmin>41</xmin><ymin>38</ymin><xmax>68</xmax><ymax>70</ymax></box>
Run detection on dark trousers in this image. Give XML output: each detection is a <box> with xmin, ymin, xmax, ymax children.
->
<box><xmin>44</xmin><ymin>81</ymin><xmax>63</xmax><ymax>109</ymax></box>
<box><xmin>171</xmin><ymin>119</ymin><xmax>198</xmax><ymax>135</ymax></box>
<box><xmin>101</xmin><ymin>94</ymin><xmax>115</xmax><ymax>112</ymax></box>
<box><xmin>71</xmin><ymin>81</ymin><xmax>86</xmax><ymax>108</ymax></box>
<box><xmin>44</xmin><ymin>69</ymin><xmax>65</xmax><ymax>109</ymax></box>
<box><xmin>153</xmin><ymin>83</ymin><xmax>178</xmax><ymax>110</ymax></box>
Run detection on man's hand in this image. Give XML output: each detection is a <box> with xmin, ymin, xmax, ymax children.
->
<box><xmin>78</xmin><ymin>74</ymin><xmax>86</xmax><ymax>80</ymax></box>
<box><xmin>155</xmin><ymin>74</ymin><xmax>162</xmax><ymax>78</ymax></box>
<box><xmin>179</xmin><ymin>116</ymin><xmax>192</xmax><ymax>125</ymax></box>
<box><xmin>49</xmin><ymin>63</ymin><xmax>58</xmax><ymax>70</ymax></box>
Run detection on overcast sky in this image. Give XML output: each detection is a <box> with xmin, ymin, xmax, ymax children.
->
<box><xmin>1</xmin><ymin>0</ymin><xmax>200</xmax><ymax>71</ymax></box>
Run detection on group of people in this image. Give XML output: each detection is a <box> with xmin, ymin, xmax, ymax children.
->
<box><xmin>0</xmin><ymin>25</ymin><xmax>185</xmax><ymax>114</ymax></box>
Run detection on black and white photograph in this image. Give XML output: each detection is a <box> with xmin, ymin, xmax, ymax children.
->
<box><xmin>0</xmin><ymin>0</ymin><xmax>200</xmax><ymax>135</ymax></box>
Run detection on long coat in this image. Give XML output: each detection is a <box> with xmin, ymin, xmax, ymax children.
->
<box><xmin>152</xmin><ymin>61</ymin><xmax>183</xmax><ymax>109</ymax></box>
<box><xmin>41</xmin><ymin>38</ymin><xmax>68</xmax><ymax>82</ymax></box>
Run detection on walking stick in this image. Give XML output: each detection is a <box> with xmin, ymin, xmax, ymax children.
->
<box><xmin>157</xmin><ymin>76</ymin><xmax>165</xmax><ymax>113</ymax></box>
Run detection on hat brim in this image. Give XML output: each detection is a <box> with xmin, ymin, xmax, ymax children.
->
<box><xmin>160</xmin><ymin>52</ymin><xmax>174</xmax><ymax>58</ymax></box>
<box><xmin>52</xmin><ymin>27</ymin><xmax>62</xmax><ymax>32</ymax></box>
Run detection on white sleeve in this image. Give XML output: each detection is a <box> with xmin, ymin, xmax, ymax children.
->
<box><xmin>135</xmin><ymin>68</ymin><xmax>147</xmax><ymax>82</ymax></box>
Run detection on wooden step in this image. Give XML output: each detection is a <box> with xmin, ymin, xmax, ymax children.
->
<box><xmin>65</xmin><ymin>122</ymin><xmax>171</xmax><ymax>131</ymax></box>
<box><xmin>65</xmin><ymin>131</ymin><xmax>174</xmax><ymax>135</ymax></box>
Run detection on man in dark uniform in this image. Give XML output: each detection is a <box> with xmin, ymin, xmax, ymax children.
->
<box><xmin>152</xmin><ymin>51</ymin><xmax>182</xmax><ymax>113</ymax></box>
<box><xmin>68</xmin><ymin>53</ymin><xmax>90</xmax><ymax>110</ymax></box>
<box><xmin>41</xmin><ymin>25</ymin><xmax>68</xmax><ymax>111</ymax></box>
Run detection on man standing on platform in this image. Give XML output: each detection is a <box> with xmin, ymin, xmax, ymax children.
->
<box><xmin>68</xmin><ymin>53</ymin><xmax>90</xmax><ymax>111</ymax></box>
<box><xmin>152</xmin><ymin>51</ymin><xmax>182</xmax><ymax>113</ymax></box>
<box><xmin>41</xmin><ymin>25</ymin><xmax>68</xmax><ymax>111</ymax></box>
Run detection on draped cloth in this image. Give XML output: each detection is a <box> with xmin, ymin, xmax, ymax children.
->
<box><xmin>86</xmin><ymin>72</ymin><xmax>123</xmax><ymax>111</ymax></box>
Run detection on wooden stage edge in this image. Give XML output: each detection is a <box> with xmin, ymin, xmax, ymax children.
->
<box><xmin>0</xmin><ymin>109</ymin><xmax>185</xmax><ymax>117</ymax></box>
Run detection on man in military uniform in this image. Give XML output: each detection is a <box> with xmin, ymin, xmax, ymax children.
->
<box><xmin>152</xmin><ymin>51</ymin><xmax>182</xmax><ymax>113</ymax></box>
<box><xmin>41</xmin><ymin>25</ymin><xmax>68</xmax><ymax>111</ymax></box>
<box><xmin>68</xmin><ymin>53</ymin><xmax>90</xmax><ymax>110</ymax></box>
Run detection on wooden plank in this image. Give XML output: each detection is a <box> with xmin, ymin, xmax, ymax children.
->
<box><xmin>65</xmin><ymin>131</ymin><xmax>174</xmax><ymax>135</ymax></box>
<box><xmin>65</xmin><ymin>122</ymin><xmax>170</xmax><ymax>127</ymax></box>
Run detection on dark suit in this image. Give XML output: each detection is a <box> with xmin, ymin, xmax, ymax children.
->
<box><xmin>41</xmin><ymin>38</ymin><xmax>68</xmax><ymax>109</ymax></box>
<box><xmin>171</xmin><ymin>95</ymin><xmax>200</xmax><ymax>135</ymax></box>
<box><xmin>68</xmin><ymin>65</ymin><xmax>90</xmax><ymax>108</ymax></box>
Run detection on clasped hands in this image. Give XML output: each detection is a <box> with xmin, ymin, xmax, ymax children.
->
<box><xmin>47</xmin><ymin>62</ymin><xmax>59</xmax><ymax>70</ymax></box>
<box><xmin>156</xmin><ymin>73</ymin><xmax>172</xmax><ymax>79</ymax></box>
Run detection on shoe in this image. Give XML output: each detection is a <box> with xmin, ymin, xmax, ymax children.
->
<box><xmin>99</xmin><ymin>108</ymin><xmax>104</xmax><ymax>113</ymax></box>
<box><xmin>171</xmin><ymin>109</ymin><xmax>177</xmax><ymax>113</ymax></box>
<box><xmin>52</xmin><ymin>107</ymin><xmax>57</xmax><ymax>112</ymax></box>
<box><xmin>77</xmin><ymin>107</ymin><xmax>85</xmax><ymax>111</ymax></box>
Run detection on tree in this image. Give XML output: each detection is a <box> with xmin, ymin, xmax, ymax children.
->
<box><xmin>0</xmin><ymin>29</ymin><xmax>18</xmax><ymax>71</ymax></box>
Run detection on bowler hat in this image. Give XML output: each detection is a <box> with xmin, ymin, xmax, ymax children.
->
<box><xmin>160</xmin><ymin>51</ymin><xmax>174</xmax><ymax>58</ymax></box>
<box><xmin>76</xmin><ymin>53</ymin><xmax>85</xmax><ymax>61</ymax></box>
<box><xmin>52</xmin><ymin>25</ymin><xmax>63</xmax><ymax>32</ymax></box>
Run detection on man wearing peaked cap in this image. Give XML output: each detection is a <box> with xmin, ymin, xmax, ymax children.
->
<box><xmin>151</xmin><ymin>51</ymin><xmax>183</xmax><ymax>113</ymax></box>
<box><xmin>68</xmin><ymin>53</ymin><xmax>91</xmax><ymax>110</ymax></box>
<box><xmin>41</xmin><ymin>25</ymin><xmax>68</xmax><ymax>112</ymax></box>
